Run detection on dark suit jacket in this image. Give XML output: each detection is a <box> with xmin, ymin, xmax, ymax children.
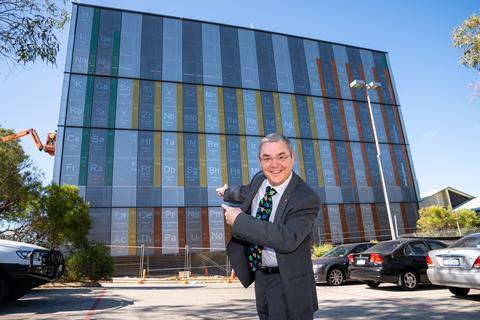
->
<box><xmin>224</xmin><ymin>171</ymin><xmax>320</xmax><ymax>320</ymax></box>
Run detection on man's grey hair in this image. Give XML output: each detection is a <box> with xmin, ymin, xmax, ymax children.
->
<box><xmin>258</xmin><ymin>132</ymin><xmax>293</xmax><ymax>157</ymax></box>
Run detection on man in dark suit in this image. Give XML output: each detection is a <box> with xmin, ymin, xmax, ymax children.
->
<box><xmin>217</xmin><ymin>133</ymin><xmax>320</xmax><ymax>320</ymax></box>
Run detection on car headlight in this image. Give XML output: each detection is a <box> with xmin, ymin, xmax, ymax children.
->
<box><xmin>16</xmin><ymin>250</ymin><xmax>32</xmax><ymax>259</ymax></box>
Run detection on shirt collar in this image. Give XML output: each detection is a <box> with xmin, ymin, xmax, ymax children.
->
<box><xmin>264</xmin><ymin>172</ymin><xmax>293</xmax><ymax>196</ymax></box>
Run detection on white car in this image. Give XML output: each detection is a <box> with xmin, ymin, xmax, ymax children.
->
<box><xmin>0</xmin><ymin>240</ymin><xmax>64</xmax><ymax>302</ymax></box>
<box><xmin>427</xmin><ymin>233</ymin><xmax>480</xmax><ymax>296</ymax></box>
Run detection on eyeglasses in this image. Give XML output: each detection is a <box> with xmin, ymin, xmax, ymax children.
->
<box><xmin>260</xmin><ymin>154</ymin><xmax>290</xmax><ymax>165</ymax></box>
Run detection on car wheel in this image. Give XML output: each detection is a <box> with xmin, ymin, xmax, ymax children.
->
<box><xmin>448</xmin><ymin>287</ymin><xmax>470</xmax><ymax>296</ymax></box>
<box><xmin>366</xmin><ymin>281</ymin><xmax>380</xmax><ymax>288</ymax></box>
<box><xmin>0</xmin><ymin>276</ymin><xmax>7</xmax><ymax>302</ymax></box>
<box><xmin>399</xmin><ymin>270</ymin><xmax>419</xmax><ymax>291</ymax></box>
<box><xmin>327</xmin><ymin>268</ymin><xmax>345</xmax><ymax>286</ymax></box>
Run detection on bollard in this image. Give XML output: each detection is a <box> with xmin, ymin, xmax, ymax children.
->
<box><xmin>226</xmin><ymin>269</ymin><xmax>236</xmax><ymax>283</ymax></box>
<box><xmin>137</xmin><ymin>269</ymin><xmax>147</xmax><ymax>284</ymax></box>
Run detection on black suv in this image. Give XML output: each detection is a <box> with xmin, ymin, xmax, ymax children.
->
<box><xmin>348</xmin><ymin>238</ymin><xmax>447</xmax><ymax>290</ymax></box>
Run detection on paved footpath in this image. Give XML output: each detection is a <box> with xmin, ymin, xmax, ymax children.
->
<box><xmin>0</xmin><ymin>281</ymin><xmax>479</xmax><ymax>319</ymax></box>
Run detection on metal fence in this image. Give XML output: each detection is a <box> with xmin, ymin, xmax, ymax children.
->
<box><xmin>107</xmin><ymin>245</ymin><xmax>233</xmax><ymax>283</ymax></box>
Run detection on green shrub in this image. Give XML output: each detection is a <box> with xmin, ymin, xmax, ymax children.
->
<box><xmin>65</xmin><ymin>241</ymin><xmax>114</xmax><ymax>282</ymax></box>
<box><xmin>312</xmin><ymin>243</ymin><xmax>333</xmax><ymax>258</ymax></box>
<box><xmin>417</xmin><ymin>205</ymin><xmax>480</xmax><ymax>236</ymax></box>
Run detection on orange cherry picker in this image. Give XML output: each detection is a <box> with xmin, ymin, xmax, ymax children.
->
<box><xmin>0</xmin><ymin>128</ymin><xmax>57</xmax><ymax>156</ymax></box>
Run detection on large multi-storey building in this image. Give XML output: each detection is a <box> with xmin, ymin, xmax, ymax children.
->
<box><xmin>54</xmin><ymin>3</ymin><xmax>419</xmax><ymax>256</ymax></box>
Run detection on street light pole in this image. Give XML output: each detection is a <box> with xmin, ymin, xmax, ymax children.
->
<box><xmin>350</xmin><ymin>80</ymin><xmax>397</xmax><ymax>240</ymax></box>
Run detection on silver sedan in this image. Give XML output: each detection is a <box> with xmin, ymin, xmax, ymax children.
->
<box><xmin>427</xmin><ymin>233</ymin><xmax>480</xmax><ymax>296</ymax></box>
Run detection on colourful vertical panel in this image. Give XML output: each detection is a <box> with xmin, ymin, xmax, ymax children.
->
<box><xmin>105</xmin><ymin>130</ymin><xmax>115</xmax><ymax>186</ymax></box>
<box><xmin>355</xmin><ymin>204</ymin><xmax>366</xmax><ymax>242</ymax></box>
<box><xmin>205</xmin><ymin>134</ymin><xmax>223</xmax><ymax>205</ymax></box>
<box><xmin>178</xmin><ymin>208</ymin><xmax>186</xmax><ymax>249</ymax></box>
<box><xmin>331</xmin><ymin>60</ymin><xmax>342</xmax><ymax>99</ymax></box>
<box><xmin>236</xmin><ymin>89</ymin><xmax>246</xmax><ymax>135</ymax></box>
<box><xmin>161</xmin><ymin>208</ymin><xmax>179</xmax><ymax>254</ymax></box>
<box><xmin>111</xmin><ymin>208</ymin><xmax>129</xmax><ymax>256</ymax></box>
<box><xmin>83</xmin><ymin>76</ymin><xmax>94</xmax><ymax>127</ymax></box>
<box><xmin>217</xmin><ymin>87</ymin><xmax>226</xmax><ymax>133</ymax></box>
<box><xmin>201</xmin><ymin>207</ymin><xmax>210</xmax><ymax>248</ymax></box>
<box><xmin>111</xmin><ymin>30</ymin><xmax>121</xmax><ymax>76</ymax></box>
<box><xmin>295</xmin><ymin>139</ymin><xmax>306</xmax><ymax>179</ymax></box>
<box><xmin>176</xmin><ymin>83</ymin><xmax>183</xmax><ymax>131</ymax></box>
<box><xmin>332</xmin><ymin>45</ymin><xmax>352</xmax><ymax>100</ymax></box>
<box><xmin>312</xmin><ymin>140</ymin><xmax>324</xmax><ymax>187</ymax></box>
<box><xmin>108</xmin><ymin>78</ymin><xmax>117</xmax><ymax>128</ymax></box>
<box><xmin>239</xmin><ymin>136</ymin><xmax>249</xmax><ymax>185</ymax></box>
<box><xmin>307</xmin><ymin>97</ymin><xmax>317</xmax><ymax>139</ymax></box>
<box><xmin>209</xmin><ymin>207</ymin><xmax>226</xmax><ymax>251</ymax></box>
<box><xmin>79</xmin><ymin>128</ymin><xmax>90</xmax><ymax>186</ymax></box>
<box><xmin>273</xmin><ymin>93</ymin><xmax>283</xmax><ymax>133</ymax></box>
<box><xmin>295</xmin><ymin>95</ymin><xmax>312</xmax><ymax>138</ymax></box>
<box><xmin>290</xmin><ymin>95</ymin><xmax>301</xmax><ymax>138</ymax></box>
<box><xmin>154</xmin><ymin>81</ymin><xmax>162</xmax><ymax>130</ymax></box>
<box><xmin>199</xmin><ymin>134</ymin><xmax>207</xmax><ymax>187</ymax></box>
<box><xmin>177</xmin><ymin>132</ymin><xmax>184</xmax><ymax>186</ymax></box>
<box><xmin>154</xmin><ymin>132</ymin><xmax>161</xmax><ymax>187</ymax></box>
<box><xmin>154</xmin><ymin>208</ymin><xmax>162</xmax><ymax>255</ymax></box>
<box><xmin>220</xmin><ymin>135</ymin><xmax>228</xmax><ymax>184</ymax></box>
<box><xmin>279</xmin><ymin>93</ymin><xmax>295</xmax><ymax>137</ymax></box>
<box><xmin>88</xmin><ymin>8</ymin><xmax>100</xmax><ymax>74</ymax></box>
<box><xmin>128</xmin><ymin>208</ymin><xmax>137</xmax><ymax>255</ymax></box>
<box><xmin>255</xmin><ymin>91</ymin><xmax>265</xmax><ymax>135</ymax></box>
<box><xmin>339</xmin><ymin>205</ymin><xmax>349</xmax><ymax>242</ymax></box>
<box><xmin>246</xmin><ymin>136</ymin><xmax>261</xmax><ymax>180</ymax></box>
<box><xmin>223</xmin><ymin>88</ymin><xmax>240</xmax><ymax>134</ymax></box>
<box><xmin>197</xmin><ymin>85</ymin><xmax>205</xmax><ymax>132</ymax></box>
<box><xmin>389</xmin><ymin>145</ymin><xmax>401</xmax><ymax>186</ymax></box>
<box><xmin>329</xmin><ymin>141</ymin><xmax>341</xmax><ymax>187</ymax></box>
<box><xmin>131</xmin><ymin>80</ymin><xmax>139</xmax><ymax>128</ymax></box>
<box><xmin>315</xmin><ymin>58</ymin><xmax>327</xmax><ymax>97</ymax></box>
<box><xmin>345</xmin><ymin>142</ymin><xmax>357</xmax><ymax>187</ymax></box>
<box><xmin>384</xmin><ymin>68</ymin><xmax>397</xmax><ymax>104</ymax></box>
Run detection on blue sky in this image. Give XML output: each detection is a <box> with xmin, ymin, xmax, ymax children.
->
<box><xmin>1</xmin><ymin>0</ymin><xmax>479</xmax><ymax>197</ymax></box>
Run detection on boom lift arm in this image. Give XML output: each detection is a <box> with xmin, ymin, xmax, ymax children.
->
<box><xmin>0</xmin><ymin>128</ymin><xmax>56</xmax><ymax>156</ymax></box>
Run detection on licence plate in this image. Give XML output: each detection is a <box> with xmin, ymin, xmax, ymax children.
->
<box><xmin>442</xmin><ymin>258</ymin><xmax>460</xmax><ymax>267</ymax></box>
<box><xmin>356</xmin><ymin>259</ymin><xmax>366</xmax><ymax>265</ymax></box>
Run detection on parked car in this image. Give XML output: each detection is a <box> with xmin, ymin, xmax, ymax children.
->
<box><xmin>0</xmin><ymin>240</ymin><xmax>64</xmax><ymax>302</ymax></box>
<box><xmin>312</xmin><ymin>242</ymin><xmax>374</xmax><ymax>286</ymax></box>
<box><xmin>427</xmin><ymin>233</ymin><xmax>480</xmax><ymax>296</ymax></box>
<box><xmin>348</xmin><ymin>238</ymin><xmax>447</xmax><ymax>290</ymax></box>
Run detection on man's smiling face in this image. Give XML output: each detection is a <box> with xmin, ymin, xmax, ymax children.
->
<box><xmin>259</xmin><ymin>141</ymin><xmax>294</xmax><ymax>187</ymax></box>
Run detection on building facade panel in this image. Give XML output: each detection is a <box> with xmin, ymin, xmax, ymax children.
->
<box><xmin>57</xmin><ymin>4</ymin><xmax>420</xmax><ymax>254</ymax></box>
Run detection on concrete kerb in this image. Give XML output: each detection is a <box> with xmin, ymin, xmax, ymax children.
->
<box><xmin>107</xmin><ymin>276</ymin><xmax>239</xmax><ymax>284</ymax></box>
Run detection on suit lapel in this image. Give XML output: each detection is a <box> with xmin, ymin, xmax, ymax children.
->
<box><xmin>240</xmin><ymin>173</ymin><xmax>265</xmax><ymax>213</ymax></box>
<box><xmin>273</xmin><ymin>172</ymin><xmax>300</xmax><ymax>224</ymax></box>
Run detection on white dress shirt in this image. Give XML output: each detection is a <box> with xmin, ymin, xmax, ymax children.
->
<box><xmin>250</xmin><ymin>172</ymin><xmax>293</xmax><ymax>267</ymax></box>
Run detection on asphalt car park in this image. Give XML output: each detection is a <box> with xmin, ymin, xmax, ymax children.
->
<box><xmin>1</xmin><ymin>280</ymin><xmax>479</xmax><ymax>319</ymax></box>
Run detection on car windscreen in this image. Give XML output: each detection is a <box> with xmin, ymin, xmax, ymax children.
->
<box><xmin>364</xmin><ymin>241</ymin><xmax>402</xmax><ymax>253</ymax></box>
<box><xmin>323</xmin><ymin>246</ymin><xmax>349</xmax><ymax>257</ymax></box>
<box><xmin>449</xmin><ymin>235</ymin><xmax>480</xmax><ymax>248</ymax></box>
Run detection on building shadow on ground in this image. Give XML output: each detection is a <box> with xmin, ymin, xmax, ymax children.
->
<box><xmin>0</xmin><ymin>288</ymin><xmax>133</xmax><ymax>317</ymax></box>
